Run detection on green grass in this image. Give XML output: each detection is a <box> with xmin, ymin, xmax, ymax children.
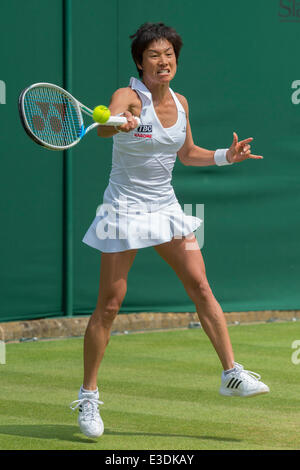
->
<box><xmin>0</xmin><ymin>321</ymin><xmax>300</xmax><ymax>450</ymax></box>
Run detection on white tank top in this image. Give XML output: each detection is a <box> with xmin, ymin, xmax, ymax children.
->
<box><xmin>102</xmin><ymin>77</ymin><xmax>187</xmax><ymax>210</ymax></box>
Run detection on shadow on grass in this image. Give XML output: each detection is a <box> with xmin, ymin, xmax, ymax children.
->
<box><xmin>105</xmin><ymin>429</ymin><xmax>241</xmax><ymax>443</ymax></box>
<box><xmin>0</xmin><ymin>425</ymin><xmax>241</xmax><ymax>444</ymax></box>
<box><xmin>0</xmin><ymin>425</ymin><xmax>91</xmax><ymax>444</ymax></box>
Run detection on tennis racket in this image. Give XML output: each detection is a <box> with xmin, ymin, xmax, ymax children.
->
<box><xmin>18</xmin><ymin>82</ymin><xmax>140</xmax><ymax>151</ymax></box>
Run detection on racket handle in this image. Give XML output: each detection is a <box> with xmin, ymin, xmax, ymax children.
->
<box><xmin>102</xmin><ymin>115</ymin><xmax>140</xmax><ymax>128</ymax></box>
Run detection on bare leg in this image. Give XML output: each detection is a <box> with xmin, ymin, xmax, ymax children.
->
<box><xmin>154</xmin><ymin>235</ymin><xmax>234</xmax><ymax>370</ymax></box>
<box><xmin>83</xmin><ymin>249</ymin><xmax>137</xmax><ymax>390</ymax></box>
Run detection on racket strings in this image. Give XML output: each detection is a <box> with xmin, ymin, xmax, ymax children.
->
<box><xmin>23</xmin><ymin>86</ymin><xmax>82</xmax><ymax>148</ymax></box>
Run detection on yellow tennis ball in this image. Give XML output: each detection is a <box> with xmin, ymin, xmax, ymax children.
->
<box><xmin>92</xmin><ymin>105</ymin><xmax>111</xmax><ymax>124</ymax></box>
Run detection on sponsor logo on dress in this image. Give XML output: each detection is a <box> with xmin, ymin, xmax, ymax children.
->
<box><xmin>134</xmin><ymin>124</ymin><xmax>153</xmax><ymax>139</ymax></box>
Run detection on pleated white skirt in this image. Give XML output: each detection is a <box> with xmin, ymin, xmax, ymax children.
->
<box><xmin>82</xmin><ymin>201</ymin><xmax>202</xmax><ymax>253</ymax></box>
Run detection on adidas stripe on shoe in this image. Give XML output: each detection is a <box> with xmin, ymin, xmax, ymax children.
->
<box><xmin>220</xmin><ymin>362</ymin><xmax>270</xmax><ymax>398</ymax></box>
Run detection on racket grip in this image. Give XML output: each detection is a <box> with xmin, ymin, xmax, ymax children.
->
<box><xmin>103</xmin><ymin>115</ymin><xmax>140</xmax><ymax>128</ymax></box>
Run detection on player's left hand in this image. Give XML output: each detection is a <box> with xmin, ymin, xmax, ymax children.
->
<box><xmin>226</xmin><ymin>132</ymin><xmax>263</xmax><ymax>163</ymax></box>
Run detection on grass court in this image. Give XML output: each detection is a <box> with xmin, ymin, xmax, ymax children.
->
<box><xmin>0</xmin><ymin>321</ymin><xmax>299</xmax><ymax>450</ymax></box>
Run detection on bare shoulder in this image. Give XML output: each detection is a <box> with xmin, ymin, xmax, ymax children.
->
<box><xmin>175</xmin><ymin>92</ymin><xmax>189</xmax><ymax>115</ymax></box>
<box><xmin>110</xmin><ymin>86</ymin><xmax>138</xmax><ymax>103</ymax></box>
<box><xmin>110</xmin><ymin>87</ymin><xmax>141</xmax><ymax>115</ymax></box>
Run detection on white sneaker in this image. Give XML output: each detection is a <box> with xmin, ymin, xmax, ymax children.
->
<box><xmin>220</xmin><ymin>362</ymin><xmax>270</xmax><ymax>398</ymax></box>
<box><xmin>70</xmin><ymin>387</ymin><xmax>104</xmax><ymax>438</ymax></box>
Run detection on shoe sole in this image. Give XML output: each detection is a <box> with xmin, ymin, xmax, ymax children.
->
<box><xmin>81</xmin><ymin>431</ymin><xmax>104</xmax><ymax>438</ymax></box>
<box><xmin>78</xmin><ymin>419</ymin><xmax>104</xmax><ymax>438</ymax></box>
<box><xmin>79</xmin><ymin>427</ymin><xmax>104</xmax><ymax>438</ymax></box>
<box><xmin>219</xmin><ymin>388</ymin><xmax>270</xmax><ymax>398</ymax></box>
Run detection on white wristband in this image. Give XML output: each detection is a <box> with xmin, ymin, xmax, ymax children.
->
<box><xmin>214</xmin><ymin>148</ymin><xmax>232</xmax><ymax>166</ymax></box>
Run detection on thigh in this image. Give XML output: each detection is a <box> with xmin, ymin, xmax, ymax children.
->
<box><xmin>154</xmin><ymin>235</ymin><xmax>208</xmax><ymax>288</ymax></box>
<box><xmin>95</xmin><ymin>249</ymin><xmax>138</xmax><ymax>309</ymax></box>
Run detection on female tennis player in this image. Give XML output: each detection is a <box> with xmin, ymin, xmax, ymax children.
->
<box><xmin>70</xmin><ymin>23</ymin><xmax>269</xmax><ymax>438</ymax></box>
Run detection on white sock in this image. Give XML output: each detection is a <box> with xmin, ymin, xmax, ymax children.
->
<box><xmin>81</xmin><ymin>385</ymin><xmax>98</xmax><ymax>394</ymax></box>
<box><xmin>223</xmin><ymin>366</ymin><xmax>236</xmax><ymax>376</ymax></box>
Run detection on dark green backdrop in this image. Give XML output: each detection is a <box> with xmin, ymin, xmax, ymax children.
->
<box><xmin>1</xmin><ymin>0</ymin><xmax>300</xmax><ymax>322</ymax></box>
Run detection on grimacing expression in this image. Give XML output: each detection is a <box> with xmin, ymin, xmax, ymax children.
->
<box><xmin>138</xmin><ymin>39</ymin><xmax>177</xmax><ymax>84</ymax></box>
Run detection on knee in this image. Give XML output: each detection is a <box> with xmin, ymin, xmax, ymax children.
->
<box><xmin>94</xmin><ymin>297</ymin><xmax>123</xmax><ymax>329</ymax></box>
<box><xmin>186</xmin><ymin>278</ymin><xmax>213</xmax><ymax>304</ymax></box>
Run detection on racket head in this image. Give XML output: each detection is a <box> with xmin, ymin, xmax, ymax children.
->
<box><xmin>18</xmin><ymin>83</ymin><xmax>84</xmax><ymax>150</ymax></box>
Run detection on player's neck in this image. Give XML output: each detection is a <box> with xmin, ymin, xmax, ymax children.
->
<box><xmin>142</xmin><ymin>79</ymin><xmax>171</xmax><ymax>105</ymax></box>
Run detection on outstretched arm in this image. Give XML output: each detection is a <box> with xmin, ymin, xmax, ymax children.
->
<box><xmin>97</xmin><ymin>88</ymin><xmax>140</xmax><ymax>138</ymax></box>
<box><xmin>177</xmin><ymin>95</ymin><xmax>263</xmax><ymax>166</ymax></box>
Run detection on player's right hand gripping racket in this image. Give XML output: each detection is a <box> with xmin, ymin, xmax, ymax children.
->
<box><xmin>18</xmin><ymin>82</ymin><xmax>140</xmax><ymax>151</ymax></box>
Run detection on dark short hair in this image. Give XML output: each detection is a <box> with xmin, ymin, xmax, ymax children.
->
<box><xmin>130</xmin><ymin>23</ymin><xmax>183</xmax><ymax>78</ymax></box>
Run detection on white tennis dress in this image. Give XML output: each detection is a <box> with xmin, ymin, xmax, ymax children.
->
<box><xmin>82</xmin><ymin>77</ymin><xmax>202</xmax><ymax>252</ymax></box>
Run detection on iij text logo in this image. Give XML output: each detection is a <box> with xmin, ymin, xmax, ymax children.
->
<box><xmin>0</xmin><ymin>80</ymin><xmax>6</xmax><ymax>104</ymax></box>
<box><xmin>279</xmin><ymin>0</ymin><xmax>300</xmax><ymax>22</ymax></box>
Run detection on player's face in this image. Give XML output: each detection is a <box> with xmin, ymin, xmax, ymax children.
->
<box><xmin>139</xmin><ymin>39</ymin><xmax>177</xmax><ymax>85</ymax></box>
